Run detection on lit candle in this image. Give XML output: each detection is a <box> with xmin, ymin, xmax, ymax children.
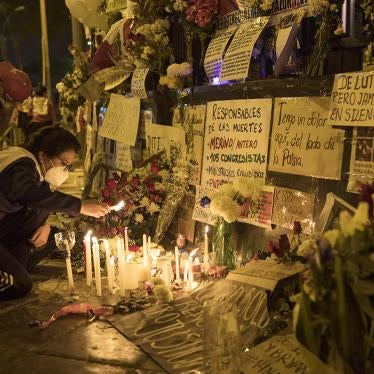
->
<box><xmin>124</xmin><ymin>227</ymin><xmax>129</xmax><ymax>261</ymax></box>
<box><xmin>103</xmin><ymin>239</ymin><xmax>112</xmax><ymax>291</ymax></box>
<box><xmin>116</xmin><ymin>237</ymin><xmax>123</xmax><ymax>258</ymax></box>
<box><xmin>63</xmin><ymin>239</ymin><xmax>74</xmax><ymax>290</ymax></box>
<box><xmin>175</xmin><ymin>246</ymin><xmax>180</xmax><ymax>282</ymax></box>
<box><xmin>124</xmin><ymin>262</ymin><xmax>138</xmax><ymax>290</ymax></box>
<box><xmin>84</xmin><ymin>231</ymin><xmax>92</xmax><ymax>286</ymax></box>
<box><xmin>158</xmin><ymin>257</ymin><xmax>173</xmax><ymax>285</ymax></box>
<box><xmin>109</xmin><ymin>200</ymin><xmax>125</xmax><ymax>211</ymax></box>
<box><xmin>109</xmin><ymin>256</ymin><xmax>115</xmax><ymax>294</ymax></box>
<box><xmin>183</xmin><ymin>259</ymin><xmax>189</xmax><ymax>283</ymax></box>
<box><xmin>118</xmin><ymin>255</ymin><xmax>126</xmax><ymax>297</ymax></box>
<box><xmin>92</xmin><ymin>237</ymin><xmax>102</xmax><ymax>296</ymax></box>
<box><xmin>204</xmin><ymin>226</ymin><xmax>209</xmax><ymax>273</ymax></box>
<box><xmin>143</xmin><ymin>233</ymin><xmax>147</xmax><ymax>258</ymax></box>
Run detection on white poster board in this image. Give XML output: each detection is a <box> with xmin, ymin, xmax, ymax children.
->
<box><xmin>327</xmin><ymin>71</ymin><xmax>374</xmax><ymax>126</ymax></box>
<box><xmin>192</xmin><ymin>185</ymin><xmax>216</xmax><ymax>225</ymax></box>
<box><xmin>204</xmin><ymin>25</ymin><xmax>239</xmax><ymax>82</ymax></box>
<box><xmin>114</xmin><ymin>141</ymin><xmax>133</xmax><ymax>172</ymax></box>
<box><xmin>99</xmin><ymin>94</ymin><xmax>140</xmax><ymax>145</ymax></box>
<box><xmin>347</xmin><ymin>127</ymin><xmax>374</xmax><ymax>192</ymax></box>
<box><xmin>220</xmin><ymin>17</ymin><xmax>269</xmax><ymax>81</ymax></box>
<box><xmin>201</xmin><ymin>98</ymin><xmax>272</xmax><ymax>189</ymax></box>
<box><xmin>269</xmin><ymin>97</ymin><xmax>344</xmax><ymax>179</ymax></box>
<box><xmin>173</xmin><ymin>105</ymin><xmax>206</xmax><ymax>185</ymax></box>
<box><xmin>272</xmin><ymin>186</ymin><xmax>315</xmax><ymax>235</ymax></box>
<box><xmin>145</xmin><ymin>123</ymin><xmax>186</xmax><ymax>160</ymax></box>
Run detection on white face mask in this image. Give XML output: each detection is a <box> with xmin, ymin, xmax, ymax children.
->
<box><xmin>42</xmin><ymin>158</ymin><xmax>70</xmax><ymax>188</ymax></box>
<box><xmin>44</xmin><ymin>166</ymin><xmax>69</xmax><ymax>188</ymax></box>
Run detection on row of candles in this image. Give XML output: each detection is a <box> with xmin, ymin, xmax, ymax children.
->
<box><xmin>63</xmin><ymin>223</ymin><xmax>211</xmax><ymax>296</ymax></box>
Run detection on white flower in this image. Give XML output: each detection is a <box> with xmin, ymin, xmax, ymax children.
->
<box><xmin>166</xmin><ymin>62</ymin><xmax>192</xmax><ymax>78</ymax></box>
<box><xmin>173</xmin><ymin>0</ymin><xmax>187</xmax><ymax>12</ymax></box>
<box><xmin>297</xmin><ymin>238</ymin><xmax>317</xmax><ymax>257</ymax></box>
<box><xmin>135</xmin><ymin>213</ymin><xmax>144</xmax><ymax>223</ymax></box>
<box><xmin>210</xmin><ymin>195</ymin><xmax>240</xmax><ymax>223</ymax></box>
<box><xmin>215</xmin><ymin>183</ymin><xmax>236</xmax><ymax>199</ymax></box>
<box><xmin>148</xmin><ymin>202</ymin><xmax>160</xmax><ymax>215</ymax></box>
<box><xmin>155</xmin><ymin>18</ymin><xmax>170</xmax><ymax>30</ymax></box>
<box><xmin>323</xmin><ymin>229</ymin><xmax>341</xmax><ymax>249</ymax></box>
<box><xmin>154</xmin><ymin>182</ymin><xmax>164</xmax><ymax>190</ymax></box>
<box><xmin>140</xmin><ymin>197</ymin><xmax>150</xmax><ymax>207</ymax></box>
<box><xmin>340</xmin><ymin>203</ymin><xmax>369</xmax><ymax>236</ymax></box>
<box><xmin>153</xmin><ymin>284</ymin><xmax>173</xmax><ymax>302</ymax></box>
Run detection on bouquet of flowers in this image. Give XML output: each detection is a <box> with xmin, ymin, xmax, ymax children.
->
<box><xmin>159</xmin><ymin>62</ymin><xmax>192</xmax><ymax>90</ymax></box>
<box><xmin>75</xmin><ymin>155</ymin><xmax>171</xmax><ymax>243</ymax></box>
<box><xmin>56</xmin><ymin>46</ymin><xmax>90</xmax><ymax>123</ymax></box>
<box><xmin>201</xmin><ymin>177</ymin><xmax>264</xmax><ymax>269</ymax></box>
<box><xmin>293</xmin><ymin>188</ymin><xmax>374</xmax><ymax>373</ymax></box>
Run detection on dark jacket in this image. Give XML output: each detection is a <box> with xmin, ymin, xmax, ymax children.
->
<box><xmin>0</xmin><ymin>158</ymin><xmax>81</xmax><ymax>220</ymax></box>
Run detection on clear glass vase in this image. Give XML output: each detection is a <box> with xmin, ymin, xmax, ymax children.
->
<box><xmin>213</xmin><ymin>217</ymin><xmax>236</xmax><ymax>270</ymax></box>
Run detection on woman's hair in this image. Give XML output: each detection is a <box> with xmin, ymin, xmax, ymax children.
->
<box><xmin>23</xmin><ymin>126</ymin><xmax>81</xmax><ymax>157</ymax></box>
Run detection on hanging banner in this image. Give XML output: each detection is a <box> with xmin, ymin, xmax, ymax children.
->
<box><xmin>327</xmin><ymin>71</ymin><xmax>374</xmax><ymax>127</ymax></box>
<box><xmin>204</xmin><ymin>25</ymin><xmax>239</xmax><ymax>82</ymax></box>
<box><xmin>173</xmin><ymin>105</ymin><xmax>207</xmax><ymax>185</ymax></box>
<box><xmin>220</xmin><ymin>17</ymin><xmax>269</xmax><ymax>82</ymax></box>
<box><xmin>347</xmin><ymin>127</ymin><xmax>374</xmax><ymax>193</ymax></box>
<box><xmin>145</xmin><ymin>123</ymin><xmax>186</xmax><ymax>161</ymax></box>
<box><xmin>271</xmin><ymin>186</ymin><xmax>315</xmax><ymax>235</ymax></box>
<box><xmin>201</xmin><ymin>98</ymin><xmax>272</xmax><ymax>189</ymax></box>
<box><xmin>131</xmin><ymin>68</ymin><xmax>149</xmax><ymax>99</ymax></box>
<box><xmin>269</xmin><ymin>97</ymin><xmax>344</xmax><ymax>179</ymax></box>
<box><xmin>99</xmin><ymin>94</ymin><xmax>140</xmax><ymax>145</ymax></box>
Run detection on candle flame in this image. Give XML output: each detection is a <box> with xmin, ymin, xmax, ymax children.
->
<box><xmin>109</xmin><ymin>200</ymin><xmax>125</xmax><ymax>211</ymax></box>
<box><xmin>205</xmin><ymin>225</ymin><xmax>209</xmax><ymax>234</ymax></box>
<box><xmin>189</xmin><ymin>248</ymin><xmax>199</xmax><ymax>258</ymax></box>
<box><xmin>84</xmin><ymin>230</ymin><xmax>92</xmax><ymax>239</ymax></box>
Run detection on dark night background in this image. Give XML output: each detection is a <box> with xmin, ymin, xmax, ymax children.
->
<box><xmin>0</xmin><ymin>0</ymin><xmax>75</xmax><ymax>90</ymax></box>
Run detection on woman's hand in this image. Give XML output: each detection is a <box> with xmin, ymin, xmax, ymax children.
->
<box><xmin>31</xmin><ymin>224</ymin><xmax>51</xmax><ymax>248</ymax></box>
<box><xmin>80</xmin><ymin>200</ymin><xmax>110</xmax><ymax>218</ymax></box>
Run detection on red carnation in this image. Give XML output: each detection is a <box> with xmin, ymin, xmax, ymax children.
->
<box><xmin>150</xmin><ymin>163</ymin><xmax>159</xmax><ymax>175</ymax></box>
<box><xmin>106</xmin><ymin>179</ymin><xmax>116</xmax><ymax>190</ymax></box>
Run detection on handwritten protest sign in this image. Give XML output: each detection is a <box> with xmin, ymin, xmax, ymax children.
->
<box><xmin>269</xmin><ymin>97</ymin><xmax>344</xmax><ymax>179</ymax></box>
<box><xmin>227</xmin><ymin>259</ymin><xmax>305</xmax><ymax>291</ymax></box>
<box><xmin>131</xmin><ymin>68</ymin><xmax>149</xmax><ymax>98</ymax></box>
<box><xmin>145</xmin><ymin>123</ymin><xmax>186</xmax><ymax>161</ymax></box>
<box><xmin>347</xmin><ymin>127</ymin><xmax>374</xmax><ymax>192</ymax></box>
<box><xmin>221</xmin><ymin>17</ymin><xmax>269</xmax><ymax>81</ymax></box>
<box><xmin>114</xmin><ymin>141</ymin><xmax>132</xmax><ymax>172</ymax></box>
<box><xmin>201</xmin><ymin>98</ymin><xmax>271</xmax><ymax>189</ymax></box>
<box><xmin>272</xmin><ymin>186</ymin><xmax>315</xmax><ymax>234</ymax></box>
<box><xmin>204</xmin><ymin>25</ymin><xmax>239</xmax><ymax>82</ymax></box>
<box><xmin>110</xmin><ymin>280</ymin><xmax>268</xmax><ymax>373</ymax></box>
<box><xmin>241</xmin><ymin>334</ymin><xmax>310</xmax><ymax>374</ymax></box>
<box><xmin>99</xmin><ymin>94</ymin><xmax>140</xmax><ymax>145</ymax></box>
<box><xmin>173</xmin><ymin>105</ymin><xmax>206</xmax><ymax>185</ymax></box>
<box><xmin>328</xmin><ymin>71</ymin><xmax>374</xmax><ymax>126</ymax></box>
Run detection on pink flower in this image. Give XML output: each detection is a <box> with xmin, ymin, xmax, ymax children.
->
<box><xmin>130</xmin><ymin>176</ymin><xmax>140</xmax><ymax>189</ymax></box>
<box><xmin>150</xmin><ymin>163</ymin><xmax>159</xmax><ymax>175</ymax></box>
<box><xmin>106</xmin><ymin>179</ymin><xmax>116</xmax><ymax>190</ymax></box>
<box><xmin>101</xmin><ymin>188</ymin><xmax>111</xmax><ymax>199</ymax></box>
<box><xmin>129</xmin><ymin>245</ymin><xmax>140</xmax><ymax>252</ymax></box>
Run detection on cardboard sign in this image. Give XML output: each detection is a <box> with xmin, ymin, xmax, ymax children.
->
<box><xmin>221</xmin><ymin>17</ymin><xmax>269</xmax><ymax>81</ymax></box>
<box><xmin>204</xmin><ymin>25</ymin><xmax>239</xmax><ymax>82</ymax></box>
<box><xmin>99</xmin><ymin>94</ymin><xmax>140</xmax><ymax>145</ymax></box>
<box><xmin>227</xmin><ymin>259</ymin><xmax>305</xmax><ymax>291</ymax></box>
<box><xmin>272</xmin><ymin>186</ymin><xmax>315</xmax><ymax>235</ymax></box>
<box><xmin>201</xmin><ymin>98</ymin><xmax>272</xmax><ymax>189</ymax></box>
<box><xmin>110</xmin><ymin>280</ymin><xmax>268</xmax><ymax>373</ymax></box>
<box><xmin>114</xmin><ymin>141</ymin><xmax>133</xmax><ymax>172</ymax></box>
<box><xmin>328</xmin><ymin>71</ymin><xmax>374</xmax><ymax>126</ymax></box>
<box><xmin>173</xmin><ymin>105</ymin><xmax>207</xmax><ymax>185</ymax></box>
<box><xmin>269</xmin><ymin>97</ymin><xmax>344</xmax><ymax>179</ymax></box>
<box><xmin>131</xmin><ymin>68</ymin><xmax>149</xmax><ymax>99</ymax></box>
<box><xmin>347</xmin><ymin>127</ymin><xmax>374</xmax><ymax>193</ymax></box>
<box><xmin>145</xmin><ymin>123</ymin><xmax>186</xmax><ymax>161</ymax></box>
<box><xmin>192</xmin><ymin>185</ymin><xmax>217</xmax><ymax>225</ymax></box>
<box><xmin>241</xmin><ymin>334</ymin><xmax>310</xmax><ymax>374</ymax></box>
